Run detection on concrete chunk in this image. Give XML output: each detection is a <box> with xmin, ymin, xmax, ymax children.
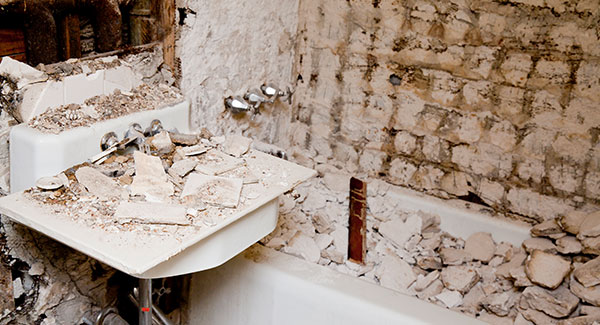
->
<box><xmin>441</xmin><ymin>265</ymin><xmax>480</xmax><ymax>293</ymax></box>
<box><xmin>464</xmin><ymin>232</ymin><xmax>495</xmax><ymax>263</ymax></box>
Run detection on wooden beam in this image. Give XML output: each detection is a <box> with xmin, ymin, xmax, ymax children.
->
<box><xmin>160</xmin><ymin>0</ymin><xmax>176</xmax><ymax>72</ymax></box>
<box><xmin>58</xmin><ymin>14</ymin><xmax>81</xmax><ymax>60</ymax></box>
<box><xmin>0</xmin><ymin>29</ymin><xmax>26</xmax><ymax>59</ymax></box>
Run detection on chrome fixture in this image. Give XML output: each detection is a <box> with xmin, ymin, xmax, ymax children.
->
<box><xmin>224</xmin><ymin>96</ymin><xmax>252</xmax><ymax>114</ymax></box>
<box><xmin>145</xmin><ymin>119</ymin><xmax>164</xmax><ymax>137</ymax></box>
<box><xmin>100</xmin><ymin>132</ymin><xmax>119</xmax><ymax>151</ymax></box>
<box><xmin>244</xmin><ymin>89</ymin><xmax>269</xmax><ymax>112</ymax></box>
<box><xmin>261</xmin><ymin>83</ymin><xmax>294</xmax><ymax>104</ymax></box>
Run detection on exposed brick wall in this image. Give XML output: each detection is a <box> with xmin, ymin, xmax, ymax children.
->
<box><xmin>290</xmin><ymin>0</ymin><xmax>600</xmax><ymax>222</ymax></box>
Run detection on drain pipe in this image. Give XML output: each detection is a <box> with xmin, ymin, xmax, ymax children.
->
<box><xmin>130</xmin><ymin>286</ymin><xmax>175</xmax><ymax>325</ymax></box>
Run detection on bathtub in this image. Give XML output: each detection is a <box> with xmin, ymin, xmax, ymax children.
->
<box><xmin>187</xmin><ymin>186</ymin><xmax>531</xmax><ymax>324</ymax></box>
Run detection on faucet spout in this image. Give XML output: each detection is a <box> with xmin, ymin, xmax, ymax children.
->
<box><xmin>225</xmin><ymin>96</ymin><xmax>252</xmax><ymax>114</ymax></box>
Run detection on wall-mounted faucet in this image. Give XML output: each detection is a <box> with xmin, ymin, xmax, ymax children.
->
<box><xmin>225</xmin><ymin>83</ymin><xmax>294</xmax><ymax>115</ymax></box>
<box><xmin>225</xmin><ymin>96</ymin><xmax>252</xmax><ymax>114</ymax></box>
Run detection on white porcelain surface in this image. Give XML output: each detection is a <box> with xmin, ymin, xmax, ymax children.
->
<box><xmin>10</xmin><ymin>101</ymin><xmax>191</xmax><ymax>193</ymax></box>
<box><xmin>189</xmin><ymin>245</ymin><xmax>484</xmax><ymax>325</ymax></box>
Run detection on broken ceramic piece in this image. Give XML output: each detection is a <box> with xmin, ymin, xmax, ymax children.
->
<box><xmin>222</xmin><ymin>134</ymin><xmax>252</xmax><ymax>157</ymax></box>
<box><xmin>75</xmin><ymin>166</ymin><xmax>128</xmax><ymax>200</ymax></box>
<box><xmin>169</xmin><ymin>158</ymin><xmax>197</xmax><ymax>177</ymax></box>
<box><xmin>35</xmin><ymin>176</ymin><xmax>64</xmax><ymax>190</ymax></box>
<box><xmin>130</xmin><ymin>151</ymin><xmax>174</xmax><ymax>202</ymax></box>
<box><xmin>114</xmin><ymin>201</ymin><xmax>189</xmax><ymax>225</ymax></box>
<box><xmin>194</xmin><ymin>149</ymin><xmax>243</xmax><ymax>175</ymax></box>
<box><xmin>181</xmin><ymin>144</ymin><xmax>208</xmax><ymax>156</ymax></box>
<box><xmin>180</xmin><ymin>173</ymin><xmax>243</xmax><ymax>208</ymax></box>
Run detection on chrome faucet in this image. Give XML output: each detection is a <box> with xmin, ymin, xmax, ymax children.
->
<box><xmin>225</xmin><ymin>96</ymin><xmax>252</xmax><ymax>114</ymax></box>
<box><xmin>244</xmin><ymin>89</ymin><xmax>270</xmax><ymax>113</ymax></box>
<box><xmin>260</xmin><ymin>83</ymin><xmax>294</xmax><ymax>104</ymax></box>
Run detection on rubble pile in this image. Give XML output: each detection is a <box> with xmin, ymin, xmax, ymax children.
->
<box><xmin>24</xmin><ymin>132</ymin><xmax>285</xmax><ymax>239</ymax></box>
<box><xmin>263</xmin><ymin>178</ymin><xmax>600</xmax><ymax>324</ymax></box>
<box><xmin>28</xmin><ymin>84</ymin><xmax>182</xmax><ymax>134</ymax></box>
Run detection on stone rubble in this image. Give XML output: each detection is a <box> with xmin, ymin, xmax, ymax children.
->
<box><xmin>262</xmin><ymin>177</ymin><xmax>600</xmax><ymax>324</ymax></box>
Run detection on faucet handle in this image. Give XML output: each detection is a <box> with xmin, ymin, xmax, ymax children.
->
<box><xmin>225</xmin><ymin>96</ymin><xmax>252</xmax><ymax>114</ymax></box>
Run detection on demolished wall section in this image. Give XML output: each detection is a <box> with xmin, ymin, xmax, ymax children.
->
<box><xmin>290</xmin><ymin>0</ymin><xmax>600</xmax><ymax>223</ymax></box>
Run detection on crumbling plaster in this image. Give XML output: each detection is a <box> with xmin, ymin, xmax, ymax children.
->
<box><xmin>288</xmin><ymin>0</ymin><xmax>600</xmax><ymax>223</ymax></box>
<box><xmin>176</xmin><ymin>0</ymin><xmax>299</xmax><ymax>146</ymax></box>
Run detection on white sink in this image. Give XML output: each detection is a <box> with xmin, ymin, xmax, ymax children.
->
<box><xmin>2</xmin><ymin>102</ymin><xmax>316</xmax><ymax>279</ymax></box>
<box><xmin>10</xmin><ymin>101</ymin><xmax>191</xmax><ymax>193</ymax></box>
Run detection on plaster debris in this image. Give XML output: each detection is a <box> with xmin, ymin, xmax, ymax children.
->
<box><xmin>525</xmin><ymin>250</ymin><xmax>571</xmax><ymax>289</ymax></box>
<box><xmin>482</xmin><ymin>292</ymin><xmax>514</xmax><ymax>317</ymax></box>
<box><xmin>441</xmin><ymin>265</ymin><xmax>480</xmax><ymax>293</ymax></box>
<box><xmin>415</xmin><ymin>270</ymin><xmax>440</xmax><ymax>291</ymax></box>
<box><xmin>75</xmin><ymin>166</ymin><xmax>127</xmax><ymax>200</ymax></box>
<box><xmin>114</xmin><ymin>202</ymin><xmax>189</xmax><ymax>225</ymax></box>
<box><xmin>285</xmin><ymin>233</ymin><xmax>321</xmax><ymax>263</ymax></box>
<box><xmin>12</xmin><ymin>278</ymin><xmax>24</xmax><ymax>299</ymax></box>
<box><xmin>169</xmin><ymin>158</ymin><xmax>198</xmax><ymax>177</ymax></box>
<box><xmin>439</xmin><ymin>247</ymin><xmax>472</xmax><ymax>265</ymax></box>
<box><xmin>223</xmin><ymin>135</ymin><xmax>252</xmax><ymax>157</ymax></box>
<box><xmin>531</xmin><ymin>219</ymin><xmax>564</xmax><ymax>238</ymax></box>
<box><xmin>579</xmin><ymin>212</ymin><xmax>600</xmax><ymax>238</ymax></box>
<box><xmin>180</xmin><ymin>144</ymin><xmax>209</xmax><ymax>156</ymax></box>
<box><xmin>570</xmin><ymin>274</ymin><xmax>600</xmax><ymax>307</ymax></box>
<box><xmin>150</xmin><ymin>131</ymin><xmax>174</xmax><ymax>154</ymax></box>
<box><xmin>522</xmin><ymin>237</ymin><xmax>558</xmax><ymax>254</ymax></box>
<box><xmin>559</xmin><ymin>211</ymin><xmax>587</xmax><ymax>235</ymax></box>
<box><xmin>573</xmin><ymin>256</ymin><xmax>600</xmax><ymax>288</ymax></box>
<box><xmin>435</xmin><ymin>289</ymin><xmax>463</xmax><ymax>308</ymax></box>
<box><xmin>194</xmin><ymin>149</ymin><xmax>242</xmax><ymax>175</ymax></box>
<box><xmin>130</xmin><ymin>151</ymin><xmax>174</xmax><ymax>202</ymax></box>
<box><xmin>464</xmin><ymin>232</ymin><xmax>495</xmax><ymax>262</ymax></box>
<box><xmin>521</xmin><ymin>285</ymin><xmax>580</xmax><ymax>318</ymax></box>
<box><xmin>377</xmin><ymin>255</ymin><xmax>416</xmax><ymax>294</ymax></box>
<box><xmin>556</xmin><ymin>236</ymin><xmax>582</xmax><ymax>254</ymax></box>
<box><xmin>379</xmin><ymin>214</ymin><xmax>422</xmax><ymax>249</ymax></box>
<box><xmin>0</xmin><ymin>56</ymin><xmax>47</xmax><ymax>89</ymax></box>
<box><xmin>181</xmin><ymin>173</ymin><xmax>243</xmax><ymax>208</ymax></box>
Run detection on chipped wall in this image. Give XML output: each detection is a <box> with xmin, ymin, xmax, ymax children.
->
<box><xmin>289</xmin><ymin>0</ymin><xmax>600</xmax><ymax>223</ymax></box>
<box><xmin>176</xmin><ymin>0</ymin><xmax>299</xmax><ymax>145</ymax></box>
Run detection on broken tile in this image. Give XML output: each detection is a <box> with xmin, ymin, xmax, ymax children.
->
<box><xmin>130</xmin><ymin>151</ymin><xmax>174</xmax><ymax>201</ymax></box>
<box><xmin>525</xmin><ymin>250</ymin><xmax>571</xmax><ymax>289</ymax></box>
<box><xmin>75</xmin><ymin>166</ymin><xmax>128</xmax><ymax>200</ymax></box>
<box><xmin>574</xmin><ymin>256</ymin><xmax>600</xmax><ymax>288</ymax></box>
<box><xmin>441</xmin><ymin>265</ymin><xmax>480</xmax><ymax>293</ymax></box>
<box><xmin>114</xmin><ymin>201</ymin><xmax>189</xmax><ymax>225</ymax></box>
<box><xmin>195</xmin><ymin>149</ymin><xmax>243</xmax><ymax>175</ymax></box>
<box><xmin>464</xmin><ymin>232</ymin><xmax>495</xmax><ymax>263</ymax></box>
<box><xmin>521</xmin><ymin>284</ymin><xmax>580</xmax><ymax>318</ymax></box>
<box><xmin>462</xmin><ymin>284</ymin><xmax>485</xmax><ymax>312</ymax></box>
<box><xmin>181</xmin><ymin>173</ymin><xmax>243</xmax><ymax>208</ymax></box>
<box><xmin>222</xmin><ymin>134</ymin><xmax>252</xmax><ymax>157</ymax></box>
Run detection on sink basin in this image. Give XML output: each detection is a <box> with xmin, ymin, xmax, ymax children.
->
<box><xmin>2</xmin><ymin>101</ymin><xmax>316</xmax><ymax>279</ymax></box>
<box><xmin>10</xmin><ymin>101</ymin><xmax>191</xmax><ymax>193</ymax></box>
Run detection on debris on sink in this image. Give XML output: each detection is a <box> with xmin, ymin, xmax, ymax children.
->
<box><xmin>22</xmin><ymin>134</ymin><xmax>311</xmax><ymax>238</ymax></box>
<box><xmin>181</xmin><ymin>173</ymin><xmax>243</xmax><ymax>208</ymax></box>
<box><xmin>28</xmin><ymin>83</ymin><xmax>183</xmax><ymax>134</ymax></box>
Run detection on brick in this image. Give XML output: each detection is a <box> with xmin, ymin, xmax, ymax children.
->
<box><xmin>389</xmin><ymin>158</ymin><xmax>418</xmax><ymax>185</ymax></box>
<box><xmin>500</xmin><ymin>53</ymin><xmax>532</xmax><ymax>87</ymax></box>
